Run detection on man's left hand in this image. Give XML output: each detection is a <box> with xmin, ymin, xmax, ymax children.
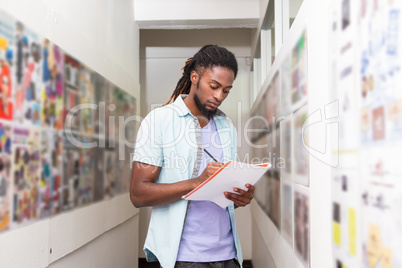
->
<box><xmin>224</xmin><ymin>184</ymin><xmax>255</xmax><ymax>208</ymax></box>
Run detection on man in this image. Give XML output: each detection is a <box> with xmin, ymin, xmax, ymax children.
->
<box><xmin>130</xmin><ymin>45</ymin><xmax>254</xmax><ymax>268</ymax></box>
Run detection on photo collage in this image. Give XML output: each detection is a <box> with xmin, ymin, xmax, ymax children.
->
<box><xmin>252</xmin><ymin>29</ymin><xmax>310</xmax><ymax>268</ymax></box>
<box><xmin>0</xmin><ymin>8</ymin><xmax>137</xmax><ymax>233</ymax></box>
<box><xmin>330</xmin><ymin>0</ymin><xmax>402</xmax><ymax>267</ymax></box>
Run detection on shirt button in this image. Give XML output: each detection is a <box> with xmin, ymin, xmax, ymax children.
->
<box><xmin>194</xmin><ymin>169</ymin><xmax>197</xmax><ymax>173</ymax></box>
<box><xmin>195</xmin><ymin>124</ymin><xmax>199</xmax><ymax>127</ymax></box>
<box><xmin>198</xmin><ymin>147</ymin><xmax>202</xmax><ymax>150</ymax></box>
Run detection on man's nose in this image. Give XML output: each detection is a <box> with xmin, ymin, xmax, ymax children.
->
<box><xmin>213</xmin><ymin>90</ymin><xmax>224</xmax><ymax>101</ymax></box>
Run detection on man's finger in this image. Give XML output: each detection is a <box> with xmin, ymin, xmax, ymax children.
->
<box><xmin>246</xmin><ymin>184</ymin><xmax>255</xmax><ymax>192</ymax></box>
<box><xmin>212</xmin><ymin>162</ymin><xmax>224</xmax><ymax>167</ymax></box>
<box><xmin>225</xmin><ymin>191</ymin><xmax>251</xmax><ymax>205</ymax></box>
<box><xmin>234</xmin><ymin>201</ymin><xmax>248</xmax><ymax>207</ymax></box>
<box><xmin>233</xmin><ymin>187</ymin><xmax>253</xmax><ymax>199</ymax></box>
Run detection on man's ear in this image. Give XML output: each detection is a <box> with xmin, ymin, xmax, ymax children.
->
<box><xmin>190</xmin><ymin>70</ymin><xmax>199</xmax><ymax>85</ymax></box>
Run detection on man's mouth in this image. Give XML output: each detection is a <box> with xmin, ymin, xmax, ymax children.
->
<box><xmin>208</xmin><ymin>101</ymin><xmax>220</xmax><ymax>109</ymax></box>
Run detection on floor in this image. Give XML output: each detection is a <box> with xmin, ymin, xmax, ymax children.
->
<box><xmin>138</xmin><ymin>259</ymin><xmax>253</xmax><ymax>268</ymax></box>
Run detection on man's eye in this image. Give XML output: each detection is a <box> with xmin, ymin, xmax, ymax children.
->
<box><xmin>211</xmin><ymin>85</ymin><xmax>218</xmax><ymax>90</ymax></box>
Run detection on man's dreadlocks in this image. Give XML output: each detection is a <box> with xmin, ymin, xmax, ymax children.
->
<box><xmin>164</xmin><ymin>45</ymin><xmax>238</xmax><ymax>106</ymax></box>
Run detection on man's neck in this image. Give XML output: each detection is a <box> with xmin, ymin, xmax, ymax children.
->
<box><xmin>183</xmin><ymin>96</ymin><xmax>210</xmax><ymax>127</ymax></box>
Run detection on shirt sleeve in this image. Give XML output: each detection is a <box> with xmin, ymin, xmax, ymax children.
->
<box><xmin>132</xmin><ymin>110</ymin><xmax>163</xmax><ymax>167</ymax></box>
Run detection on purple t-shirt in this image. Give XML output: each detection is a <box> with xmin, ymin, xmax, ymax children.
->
<box><xmin>176</xmin><ymin>118</ymin><xmax>236</xmax><ymax>262</ymax></box>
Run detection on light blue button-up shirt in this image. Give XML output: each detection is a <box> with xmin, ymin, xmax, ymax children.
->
<box><xmin>133</xmin><ymin>95</ymin><xmax>243</xmax><ymax>268</ymax></box>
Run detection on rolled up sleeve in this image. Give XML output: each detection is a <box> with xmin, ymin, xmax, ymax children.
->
<box><xmin>132</xmin><ymin>110</ymin><xmax>163</xmax><ymax>167</ymax></box>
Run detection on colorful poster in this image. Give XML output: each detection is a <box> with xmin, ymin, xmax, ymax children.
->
<box><xmin>265</xmin><ymin>71</ymin><xmax>279</xmax><ymax>125</ymax></box>
<box><xmin>330</xmin><ymin>0</ymin><xmax>362</xmax><ymax>267</ymax></box>
<box><xmin>247</xmin><ymin>104</ymin><xmax>268</xmax><ymax>149</ymax></box>
<box><xmin>40</xmin><ymin>130</ymin><xmax>63</xmax><ymax>217</ymax></box>
<box><xmin>93</xmin><ymin>74</ymin><xmax>106</xmax><ymax>136</ymax></box>
<box><xmin>333</xmin><ymin>0</ymin><xmax>359</xmax><ymax>150</ymax></box>
<box><xmin>360</xmin><ymin>0</ymin><xmax>402</xmax><ymax>146</ymax></box>
<box><xmin>104</xmin><ymin>148</ymin><xmax>116</xmax><ymax>198</ymax></box>
<box><xmin>111</xmin><ymin>86</ymin><xmax>126</xmax><ymax>146</ymax></box>
<box><xmin>118</xmin><ymin>153</ymin><xmax>132</xmax><ymax>193</ymax></box>
<box><xmin>12</xmin><ymin>127</ymin><xmax>41</xmax><ymax>225</ymax></box>
<box><xmin>0</xmin><ymin>11</ymin><xmax>16</xmax><ymax>121</ymax></box>
<box><xmin>114</xmin><ymin>87</ymin><xmax>137</xmax><ymax>142</ymax></box>
<box><xmin>290</xmin><ymin>30</ymin><xmax>308</xmax><ymax>110</ymax></box>
<box><xmin>333</xmin><ymin>202</ymin><xmax>342</xmax><ymax>246</ymax></box>
<box><xmin>269</xmin><ymin>125</ymin><xmax>281</xmax><ymax>173</ymax></box>
<box><xmin>63</xmin><ymin>55</ymin><xmax>80</xmax><ymax>131</ymax></box>
<box><xmin>42</xmin><ymin>40</ymin><xmax>64</xmax><ymax>130</ymax></box>
<box><xmin>62</xmin><ymin>132</ymin><xmax>81</xmax><ymax>210</ymax></box>
<box><xmin>0</xmin><ymin>121</ymin><xmax>12</xmax><ymax>231</ymax></box>
<box><xmin>331</xmin><ymin>161</ymin><xmax>360</xmax><ymax>268</ymax></box>
<box><xmin>93</xmin><ymin>137</ymin><xmax>104</xmax><ymax>202</ymax></box>
<box><xmin>281</xmin><ymin>55</ymin><xmax>292</xmax><ymax>116</ymax></box>
<box><xmin>113</xmin><ymin>142</ymin><xmax>123</xmax><ymax>195</ymax></box>
<box><xmin>253</xmin><ymin>128</ymin><xmax>281</xmax><ymax>227</ymax></box>
<box><xmin>253</xmin><ymin>135</ymin><xmax>270</xmax><ymax>214</ymax></box>
<box><xmin>268</xmin><ymin>171</ymin><xmax>280</xmax><ymax>229</ymax></box>
<box><xmin>13</xmin><ymin>22</ymin><xmax>43</xmax><ymax>126</ymax></box>
<box><xmin>254</xmin><ymin>170</ymin><xmax>269</xmax><ymax>214</ymax></box>
<box><xmin>281</xmin><ymin>182</ymin><xmax>293</xmax><ymax>248</ymax></box>
<box><xmin>332</xmin><ymin>168</ymin><xmax>359</xmax><ymax>204</ymax></box>
<box><xmin>78</xmin><ymin>136</ymin><xmax>95</xmax><ymax>206</ymax></box>
<box><xmin>360</xmin><ymin>146</ymin><xmax>402</xmax><ymax>267</ymax></box>
<box><xmin>115</xmin><ymin>89</ymin><xmax>137</xmax><ymax>193</ymax></box>
<box><xmin>294</xmin><ymin>188</ymin><xmax>310</xmax><ymax>268</ymax></box>
<box><xmin>105</xmin><ymin>81</ymin><xmax>116</xmax><ymax>142</ymax></box>
<box><xmin>79</xmin><ymin>65</ymin><xmax>95</xmax><ymax>135</ymax></box>
<box><xmin>358</xmin><ymin>1</ymin><xmax>402</xmax><ymax>267</ymax></box>
<box><xmin>293</xmin><ymin>105</ymin><xmax>309</xmax><ymax>186</ymax></box>
<box><xmin>332</xmin><ymin>202</ymin><xmax>359</xmax><ymax>268</ymax></box>
<box><xmin>280</xmin><ymin>115</ymin><xmax>293</xmax><ymax>181</ymax></box>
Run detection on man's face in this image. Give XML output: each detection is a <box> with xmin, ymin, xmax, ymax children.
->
<box><xmin>192</xmin><ymin>66</ymin><xmax>235</xmax><ymax>118</ymax></box>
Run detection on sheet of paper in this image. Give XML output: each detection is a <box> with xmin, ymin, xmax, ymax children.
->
<box><xmin>182</xmin><ymin>161</ymin><xmax>271</xmax><ymax>208</ymax></box>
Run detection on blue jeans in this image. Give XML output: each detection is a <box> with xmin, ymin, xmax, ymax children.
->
<box><xmin>173</xmin><ymin>259</ymin><xmax>240</xmax><ymax>268</ymax></box>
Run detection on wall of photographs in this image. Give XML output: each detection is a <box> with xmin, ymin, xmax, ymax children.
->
<box><xmin>0</xmin><ymin>8</ymin><xmax>137</xmax><ymax>233</ymax></box>
<box><xmin>250</xmin><ymin>29</ymin><xmax>310</xmax><ymax>268</ymax></box>
<box><xmin>251</xmin><ymin>0</ymin><xmax>402</xmax><ymax>267</ymax></box>
<box><xmin>330</xmin><ymin>0</ymin><xmax>402</xmax><ymax>267</ymax></box>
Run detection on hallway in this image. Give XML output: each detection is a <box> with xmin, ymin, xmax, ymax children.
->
<box><xmin>0</xmin><ymin>0</ymin><xmax>401</xmax><ymax>267</ymax></box>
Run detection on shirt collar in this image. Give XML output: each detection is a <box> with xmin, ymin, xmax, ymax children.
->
<box><xmin>172</xmin><ymin>94</ymin><xmax>227</xmax><ymax>118</ymax></box>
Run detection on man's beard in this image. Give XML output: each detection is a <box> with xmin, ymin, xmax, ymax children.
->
<box><xmin>193</xmin><ymin>93</ymin><xmax>217</xmax><ymax>120</ymax></box>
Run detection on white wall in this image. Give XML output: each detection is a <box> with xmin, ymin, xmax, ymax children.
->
<box><xmin>135</xmin><ymin>0</ymin><xmax>259</xmax><ymax>29</ymax></box>
<box><xmin>251</xmin><ymin>207</ymin><xmax>276</xmax><ymax>268</ymax></box>
<box><xmin>49</xmin><ymin>215</ymin><xmax>139</xmax><ymax>268</ymax></box>
<box><xmin>0</xmin><ymin>194</ymin><xmax>139</xmax><ymax>267</ymax></box>
<box><xmin>139</xmin><ymin>28</ymin><xmax>254</xmax><ymax>260</ymax></box>
<box><xmin>0</xmin><ymin>0</ymin><xmax>141</xmax><ymax>267</ymax></box>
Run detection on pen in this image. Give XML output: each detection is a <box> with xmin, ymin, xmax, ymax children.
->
<box><xmin>203</xmin><ymin>148</ymin><xmax>218</xmax><ymax>162</ymax></box>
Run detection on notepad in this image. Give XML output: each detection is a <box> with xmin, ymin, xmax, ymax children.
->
<box><xmin>182</xmin><ymin>161</ymin><xmax>271</xmax><ymax>208</ymax></box>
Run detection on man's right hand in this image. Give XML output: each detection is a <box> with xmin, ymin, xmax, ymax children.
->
<box><xmin>130</xmin><ymin>161</ymin><xmax>224</xmax><ymax>208</ymax></box>
<box><xmin>196</xmin><ymin>162</ymin><xmax>224</xmax><ymax>183</ymax></box>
